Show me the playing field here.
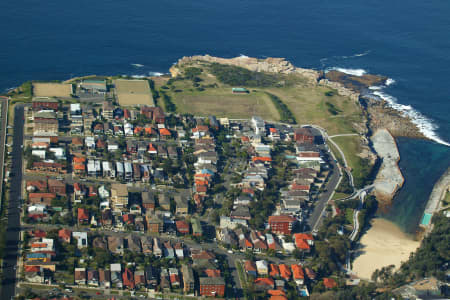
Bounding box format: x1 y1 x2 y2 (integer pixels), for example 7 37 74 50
33 83 74 97
114 79 154 106
173 89 280 120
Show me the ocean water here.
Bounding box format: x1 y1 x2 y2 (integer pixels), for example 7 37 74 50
1 0 449 231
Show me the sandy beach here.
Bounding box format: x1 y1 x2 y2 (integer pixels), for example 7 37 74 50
353 218 419 279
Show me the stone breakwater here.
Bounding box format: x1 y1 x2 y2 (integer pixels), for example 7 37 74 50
422 167 450 228
171 55 360 101
371 129 404 203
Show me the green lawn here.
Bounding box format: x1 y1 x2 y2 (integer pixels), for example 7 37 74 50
345 208 354 225
332 192 352 200
331 135 373 189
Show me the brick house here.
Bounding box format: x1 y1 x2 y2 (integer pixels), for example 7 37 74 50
47 179 66 196
199 277 225 297
268 215 296 235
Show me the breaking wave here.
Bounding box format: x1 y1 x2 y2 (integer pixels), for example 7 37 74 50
370 82 450 147
148 72 165 77
327 67 367 76
131 63 144 68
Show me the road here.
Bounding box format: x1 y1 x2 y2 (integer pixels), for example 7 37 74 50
1 105 24 300
307 156 340 232
0 97 8 204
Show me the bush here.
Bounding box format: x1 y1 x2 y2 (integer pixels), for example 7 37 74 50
209 63 277 87
266 92 297 124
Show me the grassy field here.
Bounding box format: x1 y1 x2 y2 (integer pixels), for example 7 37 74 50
265 84 363 135
156 65 363 135
33 82 73 97
332 135 372 188
115 79 154 106
174 88 279 120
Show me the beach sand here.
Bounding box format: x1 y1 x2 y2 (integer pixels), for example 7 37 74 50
353 218 419 279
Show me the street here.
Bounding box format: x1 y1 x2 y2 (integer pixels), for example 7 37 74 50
1 105 24 300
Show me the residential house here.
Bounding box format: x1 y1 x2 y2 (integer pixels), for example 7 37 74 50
176 220 190 235
126 235 141 253
175 194 188 215
99 269 111 288
244 260 257 277
108 236 124 255
111 183 128 212
191 218 203 236
140 236 153 255
141 191 155 211
181 264 195 293
134 270 146 289
291 264 305 285
199 277 225 297
87 269 99 286
158 193 170 211
77 208 89 225
268 215 296 235
122 268 135 290
75 268 87 285
47 179 66 196
256 260 269 276
58 229 71 243
72 232 88 249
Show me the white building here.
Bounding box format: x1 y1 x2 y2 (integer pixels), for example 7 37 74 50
72 232 88 249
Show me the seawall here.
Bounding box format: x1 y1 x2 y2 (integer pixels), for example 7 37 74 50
420 166 450 230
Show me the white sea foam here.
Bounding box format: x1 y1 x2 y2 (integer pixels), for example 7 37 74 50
368 86 383 91
372 89 450 147
131 75 146 79
385 78 396 86
131 63 144 68
239 54 249 58
353 50 371 57
327 67 367 76
148 72 165 77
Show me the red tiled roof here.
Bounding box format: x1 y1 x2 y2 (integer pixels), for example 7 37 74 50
294 233 314 240
252 156 272 162
291 264 304 280
269 296 288 300
269 264 279 277
268 215 296 223
122 268 135 289
205 269 221 277
244 260 256 272
254 277 274 286
159 128 171 136
25 266 40 272
29 193 56 199
58 229 71 240
196 184 208 193
323 278 337 289
295 238 310 250
268 290 286 296
73 157 86 163
279 264 291 280
77 208 89 221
